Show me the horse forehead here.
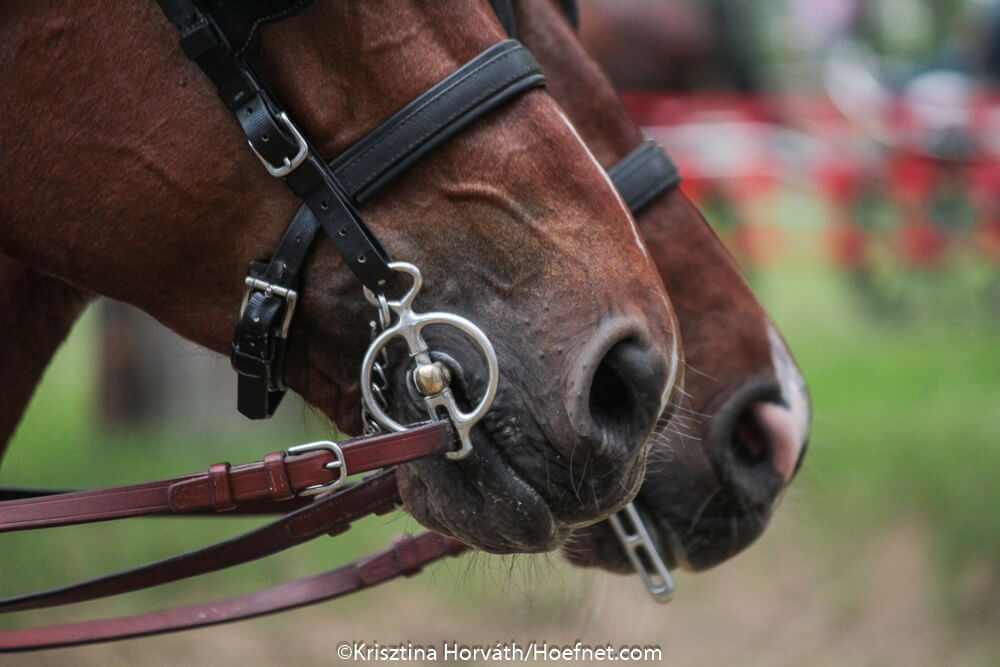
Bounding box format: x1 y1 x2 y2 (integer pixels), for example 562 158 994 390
197 0 317 53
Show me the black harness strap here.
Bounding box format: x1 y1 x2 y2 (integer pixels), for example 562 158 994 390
556 0 580 29
608 141 683 215
195 0 318 57
155 0 547 419
233 41 545 418
328 40 546 205
489 0 520 39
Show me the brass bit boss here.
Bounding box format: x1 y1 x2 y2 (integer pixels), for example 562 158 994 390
414 362 451 396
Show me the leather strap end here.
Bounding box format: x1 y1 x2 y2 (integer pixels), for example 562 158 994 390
444 536 469 557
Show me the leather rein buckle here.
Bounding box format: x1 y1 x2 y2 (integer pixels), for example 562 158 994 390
286 440 347 495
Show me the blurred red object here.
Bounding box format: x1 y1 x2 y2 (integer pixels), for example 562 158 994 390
897 220 949 265
826 221 869 269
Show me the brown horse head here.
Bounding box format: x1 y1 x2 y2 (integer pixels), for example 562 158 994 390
0 1 682 553
509 0 811 571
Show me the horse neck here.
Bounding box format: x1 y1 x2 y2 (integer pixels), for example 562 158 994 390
0 257 91 455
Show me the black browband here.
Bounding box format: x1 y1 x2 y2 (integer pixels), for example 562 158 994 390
155 1 547 419
609 141 682 213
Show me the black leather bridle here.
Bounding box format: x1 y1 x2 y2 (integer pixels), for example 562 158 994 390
0 1 552 649
153 0 549 421
163 0 682 425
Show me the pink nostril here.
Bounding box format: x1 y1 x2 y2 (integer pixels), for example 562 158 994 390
748 401 802 483
713 382 811 509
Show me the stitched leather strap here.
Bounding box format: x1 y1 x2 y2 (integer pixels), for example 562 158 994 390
0 531 466 652
0 422 452 531
328 40 546 205
0 469 401 614
608 141 682 215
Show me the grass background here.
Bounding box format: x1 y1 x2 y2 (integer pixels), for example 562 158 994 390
1 224 998 664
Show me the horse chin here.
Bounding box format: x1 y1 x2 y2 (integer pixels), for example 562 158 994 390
644 502 773 572
396 426 565 553
562 487 773 574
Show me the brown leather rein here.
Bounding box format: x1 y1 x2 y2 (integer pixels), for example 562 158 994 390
0 422 467 651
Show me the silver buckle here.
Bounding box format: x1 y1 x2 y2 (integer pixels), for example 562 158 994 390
239 277 298 339
248 111 309 178
286 441 347 496
609 502 675 602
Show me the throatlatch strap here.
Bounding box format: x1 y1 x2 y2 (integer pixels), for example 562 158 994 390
608 141 683 215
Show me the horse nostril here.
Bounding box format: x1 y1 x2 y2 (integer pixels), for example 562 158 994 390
587 339 668 452
713 382 808 507
746 401 806 483
732 405 770 466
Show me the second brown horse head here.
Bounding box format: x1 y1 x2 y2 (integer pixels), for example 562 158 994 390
510 0 811 572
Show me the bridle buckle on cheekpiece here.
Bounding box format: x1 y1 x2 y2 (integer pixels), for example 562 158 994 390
360 262 499 460
239 277 299 340
248 111 309 177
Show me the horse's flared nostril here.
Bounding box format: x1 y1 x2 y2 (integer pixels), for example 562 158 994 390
586 339 668 453
713 381 809 507
740 402 803 482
